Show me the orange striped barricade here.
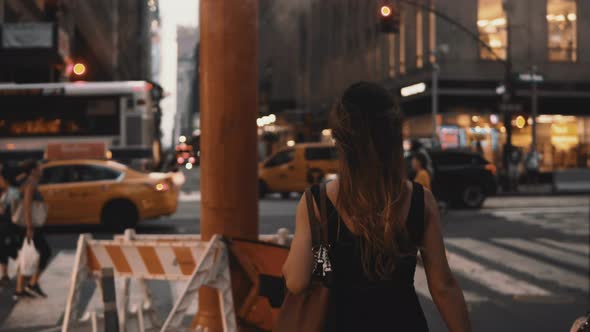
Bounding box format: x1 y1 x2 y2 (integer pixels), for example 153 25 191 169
61 233 237 332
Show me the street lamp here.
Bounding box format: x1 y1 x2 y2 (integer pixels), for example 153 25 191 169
430 44 449 148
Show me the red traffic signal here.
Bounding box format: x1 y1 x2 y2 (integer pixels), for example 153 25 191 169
379 4 400 34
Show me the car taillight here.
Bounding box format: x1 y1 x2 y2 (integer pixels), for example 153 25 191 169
177 157 184 164
154 182 169 192
485 164 497 175
188 157 196 164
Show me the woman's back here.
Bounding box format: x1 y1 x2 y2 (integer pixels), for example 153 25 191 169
309 181 428 331
281 82 471 332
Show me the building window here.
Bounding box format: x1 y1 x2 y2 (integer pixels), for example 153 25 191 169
429 0 436 64
547 0 577 62
477 0 507 60
416 8 424 68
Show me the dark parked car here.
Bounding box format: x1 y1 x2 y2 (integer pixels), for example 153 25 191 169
409 150 497 209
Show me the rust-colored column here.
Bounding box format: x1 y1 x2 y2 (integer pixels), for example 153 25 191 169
193 0 259 330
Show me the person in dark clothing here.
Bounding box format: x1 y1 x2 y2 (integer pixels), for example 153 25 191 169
410 139 434 178
13 160 52 300
283 82 471 331
0 165 20 286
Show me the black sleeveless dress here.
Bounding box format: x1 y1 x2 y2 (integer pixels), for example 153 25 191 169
309 182 429 332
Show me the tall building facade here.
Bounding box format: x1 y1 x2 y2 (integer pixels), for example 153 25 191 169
262 0 589 171
0 0 72 82
175 26 198 139
0 0 153 83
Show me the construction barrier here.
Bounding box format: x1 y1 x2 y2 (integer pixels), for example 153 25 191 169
111 230 292 330
62 230 236 332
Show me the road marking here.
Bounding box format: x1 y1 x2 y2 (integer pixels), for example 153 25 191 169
179 191 201 202
445 250 550 296
2 252 74 328
414 265 488 303
447 238 589 292
537 238 589 256
492 238 589 270
487 208 588 236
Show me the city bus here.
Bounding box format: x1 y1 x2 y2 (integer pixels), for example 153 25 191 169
0 81 163 170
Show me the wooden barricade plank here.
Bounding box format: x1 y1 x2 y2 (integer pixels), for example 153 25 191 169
62 232 236 332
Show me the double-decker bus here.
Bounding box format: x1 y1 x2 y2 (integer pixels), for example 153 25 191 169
0 81 163 170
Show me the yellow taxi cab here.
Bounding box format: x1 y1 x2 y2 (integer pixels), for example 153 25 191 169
38 159 178 229
258 143 339 198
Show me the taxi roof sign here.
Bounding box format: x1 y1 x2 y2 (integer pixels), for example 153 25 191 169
46 142 107 161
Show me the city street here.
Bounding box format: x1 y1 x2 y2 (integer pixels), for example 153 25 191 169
0 0 589 331
0 168 588 332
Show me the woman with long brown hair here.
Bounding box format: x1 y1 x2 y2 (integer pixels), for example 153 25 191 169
283 82 471 331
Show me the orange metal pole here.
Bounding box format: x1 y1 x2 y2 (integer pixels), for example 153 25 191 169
193 0 259 330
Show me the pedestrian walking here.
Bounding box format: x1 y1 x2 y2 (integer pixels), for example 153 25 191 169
281 82 471 331
524 147 540 185
412 153 432 191
410 139 434 179
505 145 522 192
12 160 51 300
0 165 20 287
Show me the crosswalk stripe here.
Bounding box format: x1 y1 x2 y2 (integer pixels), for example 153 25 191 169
414 265 488 303
444 250 550 296
488 209 588 236
179 191 200 202
492 238 588 270
537 238 588 256
447 238 589 292
3 252 74 328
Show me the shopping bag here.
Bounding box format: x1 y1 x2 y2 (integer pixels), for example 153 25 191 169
18 239 40 277
11 200 48 227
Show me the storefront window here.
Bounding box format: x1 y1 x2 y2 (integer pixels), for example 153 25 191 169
477 0 507 60
547 0 577 62
512 115 589 171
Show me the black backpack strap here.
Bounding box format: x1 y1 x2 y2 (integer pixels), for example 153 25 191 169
308 184 330 246
407 182 426 246
304 187 321 247
319 182 329 245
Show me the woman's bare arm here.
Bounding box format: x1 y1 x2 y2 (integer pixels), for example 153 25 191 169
420 189 471 332
282 193 314 294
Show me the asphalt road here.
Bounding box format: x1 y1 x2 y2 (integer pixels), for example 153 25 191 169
0 168 588 332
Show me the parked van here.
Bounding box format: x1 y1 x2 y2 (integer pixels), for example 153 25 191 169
259 143 338 198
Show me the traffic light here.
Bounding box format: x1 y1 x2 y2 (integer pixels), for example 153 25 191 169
379 5 400 34
73 63 86 76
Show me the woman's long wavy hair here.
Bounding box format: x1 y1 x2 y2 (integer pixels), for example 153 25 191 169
330 82 409 280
